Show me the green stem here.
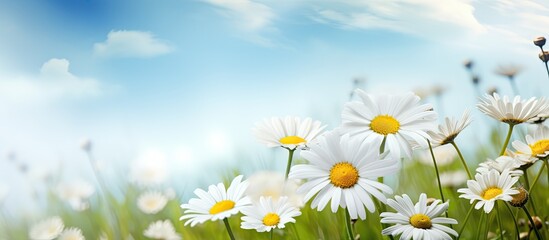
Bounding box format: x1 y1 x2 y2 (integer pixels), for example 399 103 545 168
223 218 236 240
270 229 273 240
380 136 387 154
522 207 542 240
85 152 121 238
509 77 519 96
284 149 295 180
544 61 549 82
500 124 515 156
345 209 354 240
291 224 301 240
457 204 475 239
377 136 394 240
529 161 545 193
483 212 491 240
545 160 549 192
523 173 539 216
475 213 485 240
496 202 504 239
428 140 448 218
504 203 520 240
451 141 473 179
523 170 531 190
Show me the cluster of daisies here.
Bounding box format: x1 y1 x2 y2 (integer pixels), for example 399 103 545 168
26 148 182 240
180 90 549 239
27 90 549 240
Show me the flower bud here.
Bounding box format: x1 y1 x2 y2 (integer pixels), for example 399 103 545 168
80 138 92 152
464 60 473 70
472 75 480 85
534 37 546 47
539 51 549 63
519 232 529 240
528 216 543 230
510 186 529 207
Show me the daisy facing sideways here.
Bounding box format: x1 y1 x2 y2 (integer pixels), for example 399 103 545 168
381 193 458 240
180 175 251 227
512 125 549 161
29 216 64 240
457 169 519 213
477 93 549 125
144 220 181 240
58 227 85 240
241 196 301 232
427 109 472 147
341 89 437 159
253 116 326 150
289 131 399 220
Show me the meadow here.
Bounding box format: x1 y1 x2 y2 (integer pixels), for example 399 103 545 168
1 37 549 240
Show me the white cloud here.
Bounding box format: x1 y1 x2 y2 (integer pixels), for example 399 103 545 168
204 0 279 46
0 58 101 104
311 0 485 39
93 30 173 58
205 0 275 31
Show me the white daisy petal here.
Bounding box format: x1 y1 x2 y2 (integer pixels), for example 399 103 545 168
253 116 326 150
381 193 457 240
458 169 519 214
342 90 438 160
289 131 399 220
180 175 252 226
477 93 549 124
240 196 301 232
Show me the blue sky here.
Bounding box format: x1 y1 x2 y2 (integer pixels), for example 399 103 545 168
0 0 548 211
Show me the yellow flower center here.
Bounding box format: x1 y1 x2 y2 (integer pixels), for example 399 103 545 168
410 214 432 229
329 162 359 188
370 115 400 135
482 187 503 200
209 200 235 214
530 139 549 156
263 213 280 226
279 136 307 145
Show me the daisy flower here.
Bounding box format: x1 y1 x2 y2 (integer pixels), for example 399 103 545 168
289 131 399 220
477 93 549 125
29 216 64 240
381 193 458 240
130 150 168 187
341 90 437 159
253 116 326 150
246 171 304 208
476 156 523 177
416 144 457 167
512 125 549 160
58 227 85 240
56 180 95 211
180 175 251 227
144 220 181 240
241 196 301 232
427 109 472 147
458 169 519 213
137 190 168 214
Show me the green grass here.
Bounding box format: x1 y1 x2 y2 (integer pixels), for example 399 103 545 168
2 125 549 240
